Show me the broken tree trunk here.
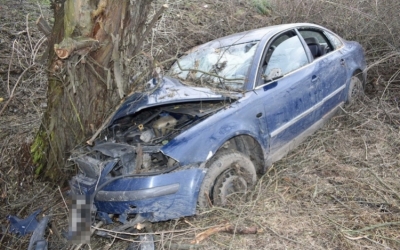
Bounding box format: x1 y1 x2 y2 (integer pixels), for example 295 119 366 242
31 0 153 180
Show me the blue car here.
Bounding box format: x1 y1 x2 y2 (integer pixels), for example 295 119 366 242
70 23 366 229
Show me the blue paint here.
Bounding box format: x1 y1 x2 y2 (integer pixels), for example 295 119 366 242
110 77 231 125
70 169 205 222
70 23 366 227
263 82 278 91
7 209 41 236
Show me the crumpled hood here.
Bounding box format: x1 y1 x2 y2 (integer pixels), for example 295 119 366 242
110 76 237 125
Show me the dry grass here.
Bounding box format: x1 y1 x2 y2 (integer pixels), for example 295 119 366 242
1 0 400 249
138 95 399 250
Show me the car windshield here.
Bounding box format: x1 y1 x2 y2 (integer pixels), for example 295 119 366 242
168 41 259 91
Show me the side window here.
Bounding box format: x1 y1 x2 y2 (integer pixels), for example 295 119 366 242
261 32 308 84
299 29 337 59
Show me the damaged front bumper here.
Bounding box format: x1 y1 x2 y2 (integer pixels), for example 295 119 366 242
69 159 205 222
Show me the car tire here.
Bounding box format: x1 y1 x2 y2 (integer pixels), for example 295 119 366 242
346 75 364 105
198 150 257 208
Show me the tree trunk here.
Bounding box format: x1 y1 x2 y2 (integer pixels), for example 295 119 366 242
31 0 152 180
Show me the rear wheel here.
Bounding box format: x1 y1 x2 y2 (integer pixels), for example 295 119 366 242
198 150 257 207
347 75 364 105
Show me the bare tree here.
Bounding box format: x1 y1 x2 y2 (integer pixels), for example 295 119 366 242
31 0 155 180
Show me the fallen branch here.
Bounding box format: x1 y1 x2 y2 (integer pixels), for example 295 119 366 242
191 223 258 244
342 234 369 240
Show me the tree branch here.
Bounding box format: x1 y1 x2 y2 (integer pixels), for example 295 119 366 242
36 15 51 38
54 37 99 59
134 4 168 55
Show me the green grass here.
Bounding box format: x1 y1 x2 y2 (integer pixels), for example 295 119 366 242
252 0 272 15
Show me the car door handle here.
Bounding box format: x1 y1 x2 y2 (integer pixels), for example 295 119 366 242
256 112 263 118
311 75 319 82
340 59 345 65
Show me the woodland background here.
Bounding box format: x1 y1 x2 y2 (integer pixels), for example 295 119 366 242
0 0 399 249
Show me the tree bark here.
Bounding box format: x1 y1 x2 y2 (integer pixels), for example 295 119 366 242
31 0 152 180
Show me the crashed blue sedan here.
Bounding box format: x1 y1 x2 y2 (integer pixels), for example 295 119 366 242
70 23 366 228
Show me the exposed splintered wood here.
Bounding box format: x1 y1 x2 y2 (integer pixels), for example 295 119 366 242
91 0 107 20
54 37 99 59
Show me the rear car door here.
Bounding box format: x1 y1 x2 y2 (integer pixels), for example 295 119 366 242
298 28 348 114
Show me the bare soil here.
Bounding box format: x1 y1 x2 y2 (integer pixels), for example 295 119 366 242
1 1 399 250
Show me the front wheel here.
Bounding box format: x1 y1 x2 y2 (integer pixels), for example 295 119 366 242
198 150 257 208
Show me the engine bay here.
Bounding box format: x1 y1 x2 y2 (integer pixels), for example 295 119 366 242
72 101 231 178
106 101 229 145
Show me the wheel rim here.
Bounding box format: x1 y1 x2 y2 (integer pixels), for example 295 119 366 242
212 163 254 206
198 150 257 208
348 76 363 103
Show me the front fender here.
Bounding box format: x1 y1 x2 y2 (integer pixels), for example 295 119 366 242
161 97 268 165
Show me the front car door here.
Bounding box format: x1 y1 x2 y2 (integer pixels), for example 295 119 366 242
256 27 350 165
255 29 319 162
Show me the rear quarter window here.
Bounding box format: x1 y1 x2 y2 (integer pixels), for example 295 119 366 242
324 31 343 50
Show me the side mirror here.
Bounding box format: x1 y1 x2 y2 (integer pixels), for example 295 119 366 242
263 68 282 82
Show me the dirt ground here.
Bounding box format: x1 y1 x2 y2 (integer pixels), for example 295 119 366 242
0 1 399 250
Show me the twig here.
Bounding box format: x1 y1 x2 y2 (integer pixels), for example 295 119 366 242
162 243 204 249
342 234 369 240
339 106 358 120
86 109 114 145
17 186 49 216
26 14 33 59
322 215 353 231
72 220 104 250
134 4 169 55
175 59 245 82
342 221 400 234
380 67 400 102
0 223 9 244
361 135 368 160
367 168 400 200
92 226 195 236
3 184 48 213
31 35 47 64
58 186 68 212
330 195 355 212
7 40 17 95
0 64 35 116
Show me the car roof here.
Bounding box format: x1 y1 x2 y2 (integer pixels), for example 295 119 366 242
198 23 323 48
